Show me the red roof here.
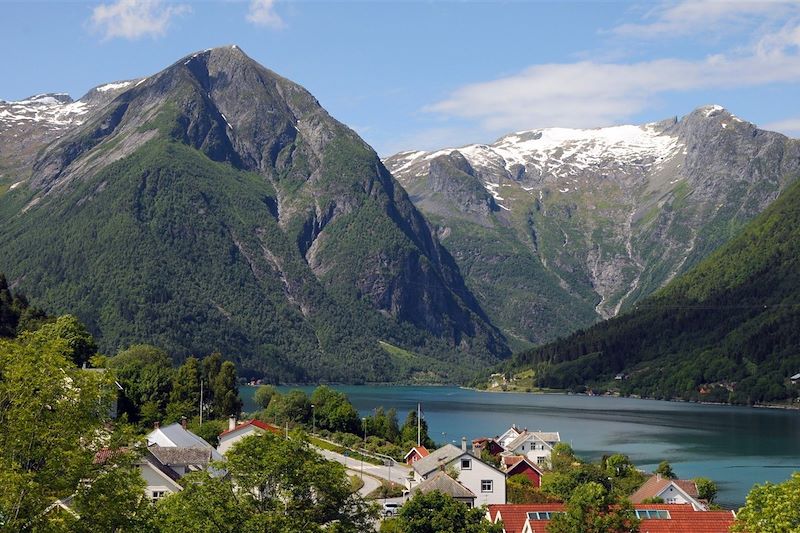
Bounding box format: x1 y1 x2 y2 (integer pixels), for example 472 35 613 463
93 447 128 464
404 446 430 460
503 455 544 476
487 503 735 533
218 419 282 438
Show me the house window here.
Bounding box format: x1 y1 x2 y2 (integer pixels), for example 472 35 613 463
151 490 167 503
461 458 472 470
537 456 546 464
481 480 493 492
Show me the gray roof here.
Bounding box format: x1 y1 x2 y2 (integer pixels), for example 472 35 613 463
149 445 212 466
412 471 475 499
147 423 224 461
504 430 560 452
140 449 182 482
412 444 466 476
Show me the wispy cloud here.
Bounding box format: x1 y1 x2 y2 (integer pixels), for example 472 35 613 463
610 0 799 38
247 0 284 29
762 117 800 137
90 0 190 40
424 3 800 136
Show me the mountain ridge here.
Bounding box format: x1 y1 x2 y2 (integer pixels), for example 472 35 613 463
385 107 800 348
0 46 508 382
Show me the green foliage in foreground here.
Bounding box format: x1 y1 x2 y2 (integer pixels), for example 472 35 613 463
548 482 639 533
158 432 378 532
506 175 800 404
732 472 800 533
380 490 502 533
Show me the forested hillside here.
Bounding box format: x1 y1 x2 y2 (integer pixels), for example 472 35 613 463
503 174 800 404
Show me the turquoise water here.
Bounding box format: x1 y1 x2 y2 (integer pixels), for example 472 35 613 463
241 385 799 508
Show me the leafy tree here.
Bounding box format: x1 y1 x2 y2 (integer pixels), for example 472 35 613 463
400 410 435 448
694 477 718 504
549 442 579 472
0 324 115 530
548 482 639 533
213 361 242 418
732 472 800 533
253 384 277 410
264 389 311 425
310 385 360 434
167 356 201 421
654 460 677 479
107 344 173 425
71 451 157 533
156 471 249 533
201 352 222 406
385 490 503 533
507 474 558 504
541 463 610 501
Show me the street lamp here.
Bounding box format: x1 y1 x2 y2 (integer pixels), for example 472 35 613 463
311 404 315 434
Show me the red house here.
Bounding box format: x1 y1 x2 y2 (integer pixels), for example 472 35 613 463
502 455 543 487
404 445 430 465
473 437 505 456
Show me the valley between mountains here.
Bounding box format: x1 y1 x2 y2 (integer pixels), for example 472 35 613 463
1 46 799 396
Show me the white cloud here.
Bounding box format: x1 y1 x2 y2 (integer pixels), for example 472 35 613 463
91 0 189 40
426 44 800 133
611 0 800 38
247 0 284 29
762 117 800 137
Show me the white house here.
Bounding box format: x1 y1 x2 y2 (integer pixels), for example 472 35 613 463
409 439 506 506
137 448 184 503
496 425 524 449
217 418 282 455
502 430 560 467
629 476 708 511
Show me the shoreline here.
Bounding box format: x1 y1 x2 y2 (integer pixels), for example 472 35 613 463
466 385 800 411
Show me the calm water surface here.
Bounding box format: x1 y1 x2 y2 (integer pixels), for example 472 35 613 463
242 385 799 508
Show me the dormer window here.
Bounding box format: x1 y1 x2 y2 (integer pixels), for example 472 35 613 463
461 458 472 470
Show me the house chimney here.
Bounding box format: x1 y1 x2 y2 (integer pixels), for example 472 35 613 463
228 416 237 431
461 436 467 452
154 421 160 429
181 416 187 430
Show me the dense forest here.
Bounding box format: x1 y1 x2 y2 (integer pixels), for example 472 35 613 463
501 175 800 405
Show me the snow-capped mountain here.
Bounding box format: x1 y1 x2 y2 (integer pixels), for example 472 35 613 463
385 107 800 348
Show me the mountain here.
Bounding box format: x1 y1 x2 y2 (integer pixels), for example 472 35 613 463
0 46 508 382
500 175 800 405
385 108 800 349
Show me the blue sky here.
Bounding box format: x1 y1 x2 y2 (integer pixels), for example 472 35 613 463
1 0 799 155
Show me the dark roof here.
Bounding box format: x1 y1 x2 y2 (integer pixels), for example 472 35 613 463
411 471 475 499
148 445 212 466
140 448 182 482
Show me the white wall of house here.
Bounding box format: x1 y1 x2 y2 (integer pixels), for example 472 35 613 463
139 462 181 503
657 484 705 510
450 454 506 506
218 426 261 455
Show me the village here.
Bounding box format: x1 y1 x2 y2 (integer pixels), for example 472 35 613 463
51 409 738 533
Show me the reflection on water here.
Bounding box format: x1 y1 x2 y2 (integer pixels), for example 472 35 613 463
242 385 799 507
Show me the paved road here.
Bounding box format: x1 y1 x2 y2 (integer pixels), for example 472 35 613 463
316 448 411 487
347 468 381 497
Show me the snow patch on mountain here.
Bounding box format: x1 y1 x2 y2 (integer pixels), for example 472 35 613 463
0 93 90 129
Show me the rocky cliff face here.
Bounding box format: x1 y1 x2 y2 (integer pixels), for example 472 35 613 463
385 107 800 348
0 46 507 381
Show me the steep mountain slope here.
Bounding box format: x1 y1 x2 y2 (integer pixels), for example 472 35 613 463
0 46 507 382
385 109 800 348
502 175 800 404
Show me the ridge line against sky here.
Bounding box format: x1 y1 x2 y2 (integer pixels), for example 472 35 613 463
0 0 798 155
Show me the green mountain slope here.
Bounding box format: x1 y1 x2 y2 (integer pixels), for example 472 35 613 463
504 174 800 404
0 47 507 382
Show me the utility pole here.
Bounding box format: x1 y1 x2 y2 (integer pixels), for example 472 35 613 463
361 417 367 480
199 380 203 425
311 404 315 434
417 403 421 447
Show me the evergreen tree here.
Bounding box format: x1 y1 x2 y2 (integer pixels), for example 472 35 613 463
400 410 434 448
213 361 242 417
202 352 223 407
168 356 202 420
